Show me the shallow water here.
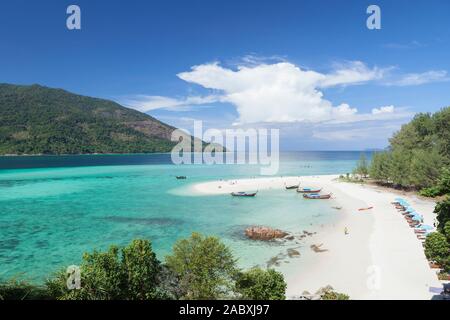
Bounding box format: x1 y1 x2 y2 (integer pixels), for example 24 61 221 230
0 152 370 281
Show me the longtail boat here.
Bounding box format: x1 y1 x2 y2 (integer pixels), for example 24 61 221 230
176 176 187 180
231 191 257 197
303 193 332 200
285 184 300 190
297 187 322 193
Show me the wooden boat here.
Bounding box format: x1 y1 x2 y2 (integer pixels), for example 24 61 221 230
176 176 187 180
358 206 373 211
303 193 332 200
285 184 300 190
297 187 322 193
231 191 257 197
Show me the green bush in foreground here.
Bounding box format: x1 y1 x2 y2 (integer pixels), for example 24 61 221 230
166 232 237 300
47 239 170 300
2 235 292 300
0 279 52 300
235 268 286 300
424 232 450 269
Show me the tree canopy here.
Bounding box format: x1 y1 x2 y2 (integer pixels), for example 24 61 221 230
369 107 450 192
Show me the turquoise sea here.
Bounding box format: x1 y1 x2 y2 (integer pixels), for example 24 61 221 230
0 152 370 282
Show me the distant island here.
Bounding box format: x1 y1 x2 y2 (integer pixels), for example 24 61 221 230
0 84 179 155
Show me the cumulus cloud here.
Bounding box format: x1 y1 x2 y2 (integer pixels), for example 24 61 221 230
386 70 449 86
123 60 425 126
177 61 387 124
372 105 395 115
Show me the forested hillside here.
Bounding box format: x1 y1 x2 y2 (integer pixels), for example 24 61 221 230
0 84 178 154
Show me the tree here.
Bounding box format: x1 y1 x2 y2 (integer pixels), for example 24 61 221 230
369 152 391 182
368 107 450 190
353 153 369 178
47 239 167 300
424 232 449 266
409 150 443 188
444 221 450 243
435 197 450 232
437 167 450 194
120 239 163 300
235 268 286 300
165 232 237 300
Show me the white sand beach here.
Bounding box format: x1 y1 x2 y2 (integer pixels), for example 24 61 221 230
191 175 442 300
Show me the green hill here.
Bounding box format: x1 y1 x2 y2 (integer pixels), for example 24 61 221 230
0 84 179 155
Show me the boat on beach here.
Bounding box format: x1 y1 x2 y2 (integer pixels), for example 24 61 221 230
303 193 332 199
297 187 322 193
231 191 258 197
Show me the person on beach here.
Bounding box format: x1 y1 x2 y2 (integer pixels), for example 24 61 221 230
344 227 349 235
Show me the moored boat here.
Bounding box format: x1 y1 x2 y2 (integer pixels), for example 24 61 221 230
176 176 187 180
303 193 332 199
231 191 257 197
297 187 322 193
285 184 300 190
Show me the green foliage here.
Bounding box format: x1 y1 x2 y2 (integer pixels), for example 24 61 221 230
369 107 450 190
424 232 450 267
165 232 237 300
435 197 450 232
0 84 177 155
419 186 442 197
444 221 450 242
1 235 287 301
0 279 53 300
235 268 286 300
353 153 369 177
47 239 169 300
318 286 350 300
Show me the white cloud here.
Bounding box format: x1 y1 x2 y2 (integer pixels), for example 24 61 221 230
176 61 387 124
122 94 220 112
386 70 449 86
320 61 385 87
372 105 395 115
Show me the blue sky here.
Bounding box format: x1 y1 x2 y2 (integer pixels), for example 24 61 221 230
1 0 450 150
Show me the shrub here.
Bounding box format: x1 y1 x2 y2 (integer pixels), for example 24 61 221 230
424 232 449 267
317 286 350 300
435 197 450 232
166 232 237 300
420 186 442 198
0 279 53 300
235 268 286 300
444 221 450 242
47 239 168 300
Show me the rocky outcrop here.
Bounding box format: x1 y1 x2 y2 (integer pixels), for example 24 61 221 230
245 226 288 241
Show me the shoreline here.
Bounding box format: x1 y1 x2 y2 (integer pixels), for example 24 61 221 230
189 174 441 299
